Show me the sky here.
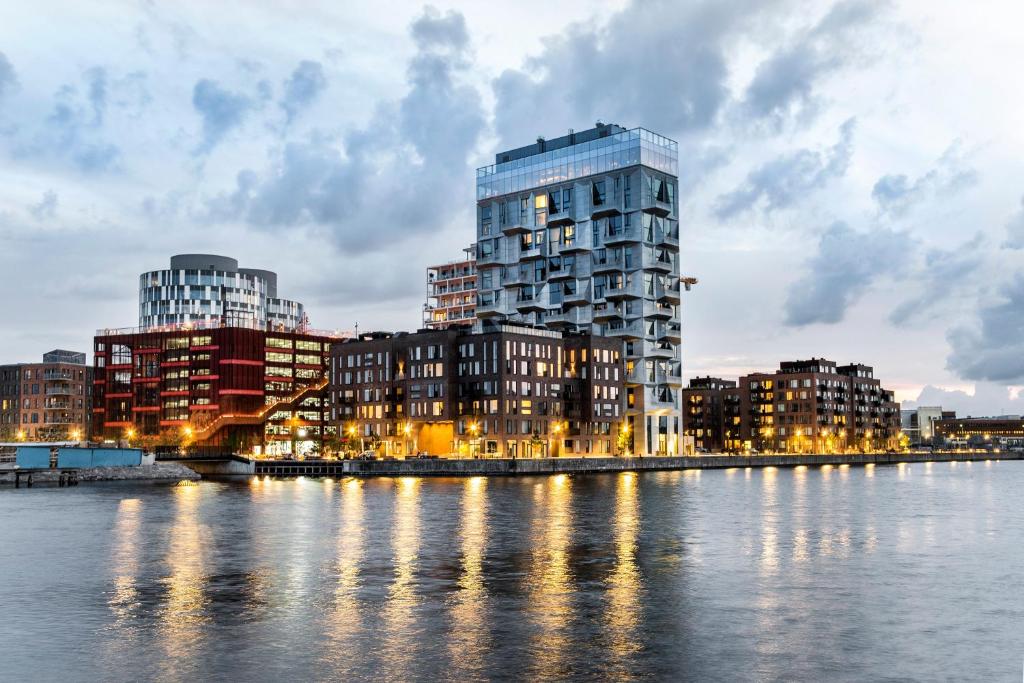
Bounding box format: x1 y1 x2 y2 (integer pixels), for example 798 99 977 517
1 0 1023 416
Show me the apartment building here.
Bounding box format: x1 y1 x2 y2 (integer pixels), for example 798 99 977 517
329 322 625 458
92 322 346 455
10 350 93 441
934 417 1024 448
475 123 686 455
682 358 902 453
423 245 477 329
681 376 736 452
137 253 305 330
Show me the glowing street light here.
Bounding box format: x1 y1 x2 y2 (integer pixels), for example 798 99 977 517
70 428 81 442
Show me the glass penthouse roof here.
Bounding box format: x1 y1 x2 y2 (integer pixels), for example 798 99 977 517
476 127 678 201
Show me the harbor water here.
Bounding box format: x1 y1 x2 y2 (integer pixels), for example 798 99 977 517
0 461 1021 681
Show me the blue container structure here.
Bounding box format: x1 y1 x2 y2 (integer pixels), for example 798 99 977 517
15 447 143 469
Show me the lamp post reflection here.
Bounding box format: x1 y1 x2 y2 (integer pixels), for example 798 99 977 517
322 478 365 675
604 472 642 672
380 478 421 679
159 484 209 676
526 473 574 680
448 477 490 678
104 497 142 665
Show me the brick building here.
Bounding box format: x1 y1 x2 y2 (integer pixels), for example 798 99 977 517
681 376 736 452
683 358 902 453
92 322 347 456
1 350 93 441
329 322 626 458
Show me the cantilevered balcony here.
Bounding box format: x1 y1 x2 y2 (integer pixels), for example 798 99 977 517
476 249 502 267
656 280 681 304
519 245 545 261
515 293 545 313
548 263 576 281
644 300 674 319
547 210 575 228
501 269 530 287
592 253 627 275
605 226 642 246
606 279 643 301
559 234 592 253
541 308 581 329
501 221 530 235
562 284 591 307
646 253 676 274
642 197 673 218
591 193 624 219
476 294 505 318
648 388 677 411
605 319 644 340
657 322 682 344
592 305 622 323
645 342 676 359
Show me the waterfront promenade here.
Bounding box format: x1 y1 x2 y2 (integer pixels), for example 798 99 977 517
248 450 1018 477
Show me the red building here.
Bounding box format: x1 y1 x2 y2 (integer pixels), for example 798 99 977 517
92 321 348 456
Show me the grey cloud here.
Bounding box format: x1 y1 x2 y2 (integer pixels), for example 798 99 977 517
872 142 978 217
410 6 469 52
191 79 252 154
743 0 887 128
1001 195 1024 249
715 117 855 219
492 0 780 148
905 383 1024 419
204 7 485 255
0 51 16 99
947 274 1024 383
29 190 58 221
888 232 985 326
281 61 327 124
784 220 911 326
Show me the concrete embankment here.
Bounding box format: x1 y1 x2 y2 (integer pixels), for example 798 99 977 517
252 450 1021 478
0 462 201 485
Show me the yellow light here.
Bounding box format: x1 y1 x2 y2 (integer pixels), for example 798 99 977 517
469 422 479 435
403 423 412 435
553 422 562 434
70 429 81 441
348 425 357 437
126 428 136 440
183 426 193 438
16 429 25 441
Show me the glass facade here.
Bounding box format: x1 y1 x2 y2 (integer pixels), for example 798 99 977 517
477 128 678 200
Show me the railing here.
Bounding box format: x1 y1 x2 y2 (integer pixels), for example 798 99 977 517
188 376 329 442
96 319 353 339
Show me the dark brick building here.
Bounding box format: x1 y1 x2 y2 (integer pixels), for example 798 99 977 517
681 376 736 452
329 322 626 458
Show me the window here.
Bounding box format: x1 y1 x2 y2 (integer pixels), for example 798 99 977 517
593 180 606 206
111 344 131 365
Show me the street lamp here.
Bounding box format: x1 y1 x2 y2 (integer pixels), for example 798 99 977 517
70 428 81 442
550 421 563 458
126 427 135 446
469 421 479 458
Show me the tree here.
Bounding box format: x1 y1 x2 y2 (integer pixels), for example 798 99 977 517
530 429 545 457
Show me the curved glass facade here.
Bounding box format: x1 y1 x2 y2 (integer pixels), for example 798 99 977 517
139 255 305 330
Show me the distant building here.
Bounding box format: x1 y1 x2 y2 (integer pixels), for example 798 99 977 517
901 406 951 444
681 377 737 452
137 253 306 331
329 322 625 458
423 245 477 329
3 351 93 441
683 358 901 453
934 417 1024 448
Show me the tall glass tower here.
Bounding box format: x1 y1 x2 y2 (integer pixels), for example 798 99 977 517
475 123 683 455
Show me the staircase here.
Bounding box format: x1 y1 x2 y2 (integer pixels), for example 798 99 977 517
188 377 328 443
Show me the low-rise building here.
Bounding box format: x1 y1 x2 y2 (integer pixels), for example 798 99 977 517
329 321 625 458
683 358 902 453
934 417 1024 449
92 322 347 456
8 350 93 441
681 377 736 452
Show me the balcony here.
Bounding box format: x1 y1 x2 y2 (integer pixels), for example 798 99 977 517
592 254 628 274
605 319 644 340
501 270 530 287
476 249 502 267
592 305 622 322
644 300 674 319
541 309 580 329
657 322 682 344
648 389 676 411
657 280 681 304
519 245 545 261
605 226 641 246
501 221 530 235
562 285 591 307
591 193 623 219
475 296 504 318
645 342 676 359
606 279 643 301
559 235 592 253
547 210 575 228
548 263 576 281
626 365 650 385
658 228 680 248
646 253 676 274
515 294 545 313
45 385 74 396
642 197 673 218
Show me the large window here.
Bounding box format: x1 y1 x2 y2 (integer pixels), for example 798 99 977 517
111 344 131 365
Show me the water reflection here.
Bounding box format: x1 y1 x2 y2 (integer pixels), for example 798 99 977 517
324 478 365 667
527 474 574 679
448 477 490 679
109 498 141 622
604 472 642 677
159 485 209 678
380 477 421 679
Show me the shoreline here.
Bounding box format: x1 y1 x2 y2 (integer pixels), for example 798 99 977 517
0 462 201 485
248 450 1020 478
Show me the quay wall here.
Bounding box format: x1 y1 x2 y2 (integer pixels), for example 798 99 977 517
251 451 1022 478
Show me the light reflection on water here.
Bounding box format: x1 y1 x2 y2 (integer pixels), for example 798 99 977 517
1 464 1023 681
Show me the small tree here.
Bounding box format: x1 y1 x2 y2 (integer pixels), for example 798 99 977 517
530 429 545 458
616 427 633 456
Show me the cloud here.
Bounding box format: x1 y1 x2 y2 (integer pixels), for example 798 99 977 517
29 190 58 221
872 142 978 217
783 220 911 326
1001 195 1024 249
742 0 888 128
491 0 784 148
714 117 855 219
904 383 1024 419
204 7 485 255
947 274 1024 383
280 60 327 124
191 78 253 153
0 51 16 100
888 232 985 326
